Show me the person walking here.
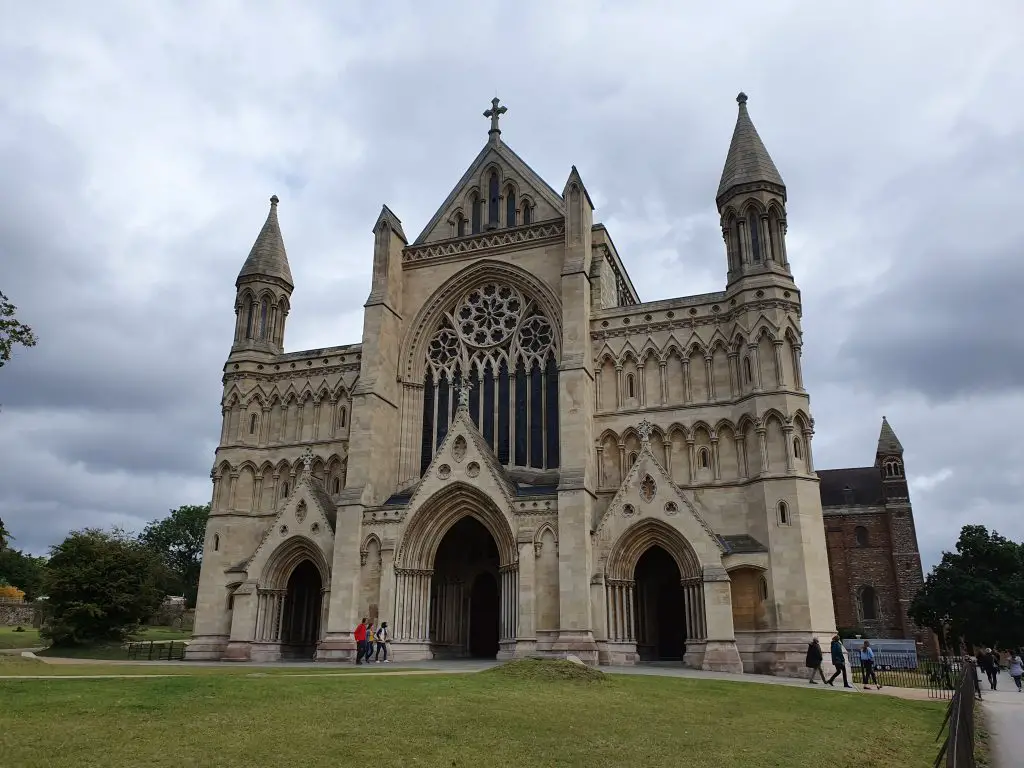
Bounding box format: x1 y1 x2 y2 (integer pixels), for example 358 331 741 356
988 648 1001 690
375 621 391 663
354 617 368 664
1009 651 1023 692
826 634 853 688
861 640 882 690
806 637 827 684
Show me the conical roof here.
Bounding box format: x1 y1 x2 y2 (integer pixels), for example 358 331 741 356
237 195 293 288
876 416 904 455
717 93 785 203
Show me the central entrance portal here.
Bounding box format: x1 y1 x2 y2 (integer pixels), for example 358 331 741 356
430 516 500 658
634 546 686 661
279 559 323 659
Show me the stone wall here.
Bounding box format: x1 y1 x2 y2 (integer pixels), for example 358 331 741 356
0 599 38 627
823 508 907 638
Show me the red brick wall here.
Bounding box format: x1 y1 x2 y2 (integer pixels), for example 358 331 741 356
823 508 907 639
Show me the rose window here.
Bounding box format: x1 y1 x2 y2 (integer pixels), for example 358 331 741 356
455 283 523 348
517 314 553 355
428 327 460 366
422 280 560 476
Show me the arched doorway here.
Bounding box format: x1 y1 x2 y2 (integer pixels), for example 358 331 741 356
430 516 500 658
279 559 323 659
634 546 686 661
469 572 500 658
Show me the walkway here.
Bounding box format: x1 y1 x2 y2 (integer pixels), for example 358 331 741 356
981 669 1024 768
6 654 871 693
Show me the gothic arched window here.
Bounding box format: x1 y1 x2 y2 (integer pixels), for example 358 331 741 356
698 448 710 469
626 374 636 398
456 213 466 237
855 525 869 548
506 186 516 226
213 533 220 552
470 192 481 234
793 437 802 459
748 209 762 263
522 201 533 225
332 477 340 494
259 299 269 339
488 172 500 227
245 299 256 339
337 406 347 429
249 413 258 435
778 501 789 525
628 451 638 469
859 585 879 621
420 282 559 475
743 356 753 384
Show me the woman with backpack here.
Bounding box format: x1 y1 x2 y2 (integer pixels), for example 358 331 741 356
375 621 391 663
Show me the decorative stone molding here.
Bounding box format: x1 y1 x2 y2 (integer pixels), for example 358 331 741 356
403 221 566 265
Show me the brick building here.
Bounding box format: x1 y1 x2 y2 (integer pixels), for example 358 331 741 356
819 418 926 641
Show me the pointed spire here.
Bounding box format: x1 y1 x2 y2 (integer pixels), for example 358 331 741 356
562 165 595 209
717 93 785 204
237 195 293 288
373 204 408 243
877 416 904 455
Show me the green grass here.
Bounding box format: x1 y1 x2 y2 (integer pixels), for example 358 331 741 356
0 660 945 768
35 626 194 659
0 655 414 677
0 625 43 649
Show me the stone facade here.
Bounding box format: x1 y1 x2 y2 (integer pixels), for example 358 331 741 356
820 418 928 641
188 94 839 676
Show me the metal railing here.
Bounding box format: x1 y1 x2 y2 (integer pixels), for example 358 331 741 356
845 650 962 700
125 640 186 661
933 659 980 768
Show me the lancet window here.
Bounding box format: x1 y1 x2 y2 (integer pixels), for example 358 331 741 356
420 282 560 474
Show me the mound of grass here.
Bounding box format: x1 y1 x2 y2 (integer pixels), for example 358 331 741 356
482 657 606 683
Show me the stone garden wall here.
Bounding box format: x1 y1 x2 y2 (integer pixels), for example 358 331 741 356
0 599 39 627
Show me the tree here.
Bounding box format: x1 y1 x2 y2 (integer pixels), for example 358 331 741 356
139 504 209 607
0 290 37 368
0 548 47 601
909 525 1024 651
0 517 9 551
41 528 168 646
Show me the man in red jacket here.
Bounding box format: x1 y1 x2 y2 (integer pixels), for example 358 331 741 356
354 618 367 665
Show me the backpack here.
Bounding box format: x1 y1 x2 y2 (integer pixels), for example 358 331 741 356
377 626 389 643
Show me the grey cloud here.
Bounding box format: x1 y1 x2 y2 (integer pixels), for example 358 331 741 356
0 2 1021 574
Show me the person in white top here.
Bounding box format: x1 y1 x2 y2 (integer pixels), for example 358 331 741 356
1009 652 1023 692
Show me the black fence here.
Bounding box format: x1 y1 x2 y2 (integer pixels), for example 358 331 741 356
844 651 963 700
125 640 187 661
933 659 980 768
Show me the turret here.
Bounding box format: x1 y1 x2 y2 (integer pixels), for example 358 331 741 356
231 195 293 355
716 93 791 287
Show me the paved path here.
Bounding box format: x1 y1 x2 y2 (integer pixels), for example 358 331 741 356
4 655 873 694
981 669 1024 768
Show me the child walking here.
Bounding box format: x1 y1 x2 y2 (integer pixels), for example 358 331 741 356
1010 652 1023 692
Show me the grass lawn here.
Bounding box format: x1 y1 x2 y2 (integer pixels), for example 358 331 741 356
0 660 945 768
0 625 43 649
35 626 194 660
0 656 413 677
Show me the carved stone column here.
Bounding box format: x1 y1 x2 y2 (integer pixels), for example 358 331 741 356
637 363 646 407
596 446 605 487
312 399 323 441
756 426 768 474
618 442 626 481
615 365 624 409
748 343 762 391
727 352 738 398
783 424 796 473
736 435 748 478
658 360 667 405
682 359 692 403
594 368 602 410
710 437 721 481
773 340 786 388
686 438 696 480
704 355 714 401
804 425 816 472
792 344 804 390
662 439 672 476
260 406 271 445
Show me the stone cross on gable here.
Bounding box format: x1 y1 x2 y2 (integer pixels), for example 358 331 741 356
453 381 471 411
300 446 314 474
637 419 654 447
484 97 507 134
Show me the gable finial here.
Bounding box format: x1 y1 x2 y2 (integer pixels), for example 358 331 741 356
483 97 507 140
300 446 314 474
637 419 653 447
452 380 471 412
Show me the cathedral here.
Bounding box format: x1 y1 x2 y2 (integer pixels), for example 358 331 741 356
188 93 846 675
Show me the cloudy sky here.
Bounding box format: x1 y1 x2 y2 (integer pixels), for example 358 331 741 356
0 1 1020 573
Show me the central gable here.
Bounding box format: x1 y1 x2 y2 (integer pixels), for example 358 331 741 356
414 140 566 245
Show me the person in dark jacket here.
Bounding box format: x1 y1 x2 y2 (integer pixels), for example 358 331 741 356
806 637 827 684
826 634 853 688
